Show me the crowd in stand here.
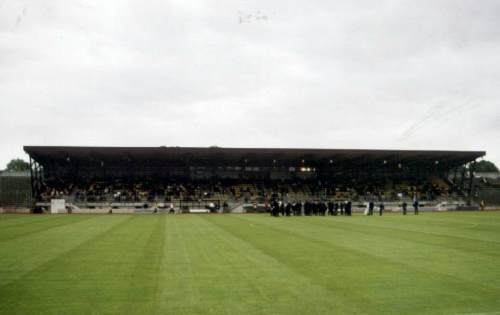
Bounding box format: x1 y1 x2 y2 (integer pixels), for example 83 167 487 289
37 178 452 207
39 181 225 203
36 176 433 215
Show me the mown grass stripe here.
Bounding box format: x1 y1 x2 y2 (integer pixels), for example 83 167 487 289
0 215 132 289
0 215 96 243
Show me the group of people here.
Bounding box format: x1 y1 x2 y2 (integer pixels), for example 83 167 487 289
268 199 421 216
269 200 353 217
363 200 421 216
402 200 420 215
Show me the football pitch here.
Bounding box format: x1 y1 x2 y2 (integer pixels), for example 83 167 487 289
1 212 500 315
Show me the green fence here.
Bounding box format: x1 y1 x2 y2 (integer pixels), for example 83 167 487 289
0 172 32 208
477 188 500 205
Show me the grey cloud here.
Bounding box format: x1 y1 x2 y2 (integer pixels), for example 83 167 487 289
1 0 499 167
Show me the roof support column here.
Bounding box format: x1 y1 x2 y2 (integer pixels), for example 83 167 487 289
460 166 466 191
467 161 476 206
29 156 35 209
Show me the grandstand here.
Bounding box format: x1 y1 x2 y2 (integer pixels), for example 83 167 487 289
22 146 485 213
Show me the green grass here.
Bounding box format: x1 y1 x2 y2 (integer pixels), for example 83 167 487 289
1 212 500 315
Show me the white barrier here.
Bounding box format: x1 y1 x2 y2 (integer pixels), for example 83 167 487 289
189 209 210 213
50 199 66 214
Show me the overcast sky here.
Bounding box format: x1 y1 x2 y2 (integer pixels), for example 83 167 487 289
1 0 499 169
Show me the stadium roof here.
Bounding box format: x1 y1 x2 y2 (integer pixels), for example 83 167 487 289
24 146 485 169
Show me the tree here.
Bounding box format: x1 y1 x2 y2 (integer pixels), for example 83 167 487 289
473 160 499 172
6 158 30 172
456 159 499 174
